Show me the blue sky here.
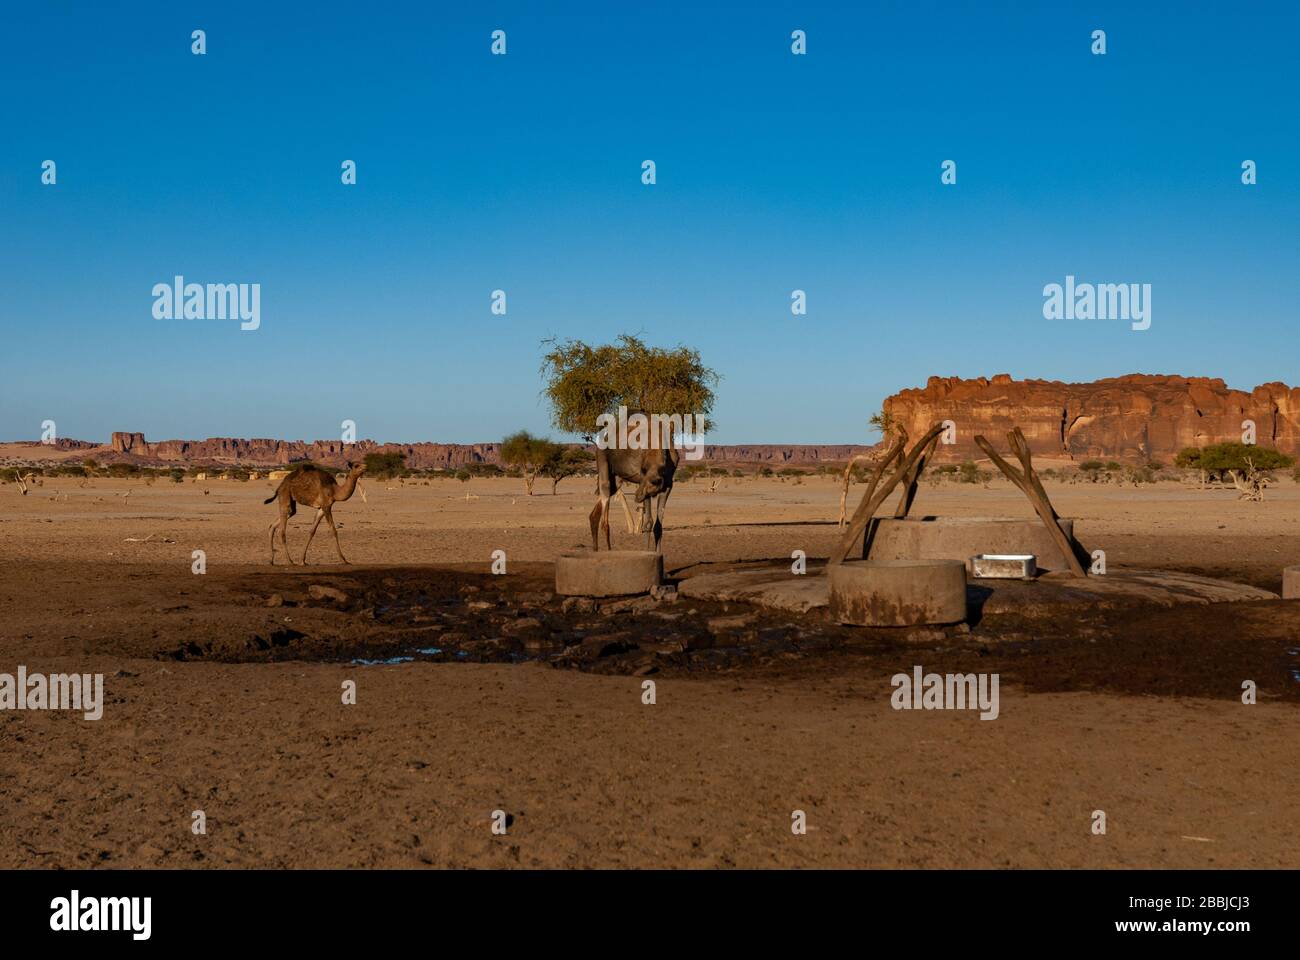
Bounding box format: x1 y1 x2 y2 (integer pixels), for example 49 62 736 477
2 1 1296 445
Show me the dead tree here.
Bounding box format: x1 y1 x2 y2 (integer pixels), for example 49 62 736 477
1227 457 1269 501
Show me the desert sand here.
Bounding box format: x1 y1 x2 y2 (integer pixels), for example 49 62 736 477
2 473 1298 868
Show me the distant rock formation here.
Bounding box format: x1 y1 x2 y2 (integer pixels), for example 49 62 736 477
87 434 871 468
884 374 1300 462
107 433 501 469
37 373 1295 467
695 444 872 465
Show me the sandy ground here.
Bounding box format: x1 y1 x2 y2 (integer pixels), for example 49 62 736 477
2 473 1299 868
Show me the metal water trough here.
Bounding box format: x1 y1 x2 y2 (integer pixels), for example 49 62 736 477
971 554 1037 580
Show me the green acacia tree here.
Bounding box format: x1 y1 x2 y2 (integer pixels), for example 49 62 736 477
500 431 557 495
363 451 407 479
540 445 595 494
869 409 899 443
1176 442 1293 499
539 335 719 440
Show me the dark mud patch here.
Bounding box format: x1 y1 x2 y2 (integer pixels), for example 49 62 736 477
154 562 1300 702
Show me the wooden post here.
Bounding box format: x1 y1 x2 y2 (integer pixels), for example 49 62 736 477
830 429 907 564
973 429 1087 578
831 423 945 565
838 454 880 528
894 433 941 519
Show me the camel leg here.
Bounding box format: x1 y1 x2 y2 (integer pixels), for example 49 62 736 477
589 498 604 551
617 489 638 533
302 508 325 565
326 506 349 564
269 497 286 565
274 498 296 566
652 489 669 553
600 497 612 550
641 497 653 551
279 517 294 565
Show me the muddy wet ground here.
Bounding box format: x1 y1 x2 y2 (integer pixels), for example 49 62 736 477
133 560 1300 703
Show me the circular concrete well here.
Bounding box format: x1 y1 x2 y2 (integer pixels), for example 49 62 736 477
829 559 967 627
866 516 1076 573
555 550 663 597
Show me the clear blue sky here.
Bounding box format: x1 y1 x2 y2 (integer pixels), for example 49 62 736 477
2 1 1297 445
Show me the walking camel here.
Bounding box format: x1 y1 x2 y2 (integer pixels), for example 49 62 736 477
265 462 366 564
590 446 679 553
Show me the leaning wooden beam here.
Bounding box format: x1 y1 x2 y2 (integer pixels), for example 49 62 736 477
973 430 1087 578
831 430 907 561
838 437 905 529
1006 427 1093 572
831 423 945 565
851 442 904 556
894 433 941 519
837 454 878 529
847 435 905 529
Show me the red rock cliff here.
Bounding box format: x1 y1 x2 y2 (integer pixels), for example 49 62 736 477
883 374 1300 462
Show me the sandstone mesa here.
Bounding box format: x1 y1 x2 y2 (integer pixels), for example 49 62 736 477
885 373 1300 461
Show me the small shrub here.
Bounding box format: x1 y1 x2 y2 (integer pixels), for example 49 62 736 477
364 451 407 479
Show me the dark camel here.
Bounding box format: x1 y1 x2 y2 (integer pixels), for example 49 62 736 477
590 446 679 553
265 462 366 564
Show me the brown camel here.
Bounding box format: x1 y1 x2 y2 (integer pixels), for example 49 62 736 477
264 462 366 565
590 446 679 553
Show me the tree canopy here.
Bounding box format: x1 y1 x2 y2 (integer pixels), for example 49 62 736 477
540 445 595 494
1176 442 1293 476
539 335 718 438
500 430 557 494
363 451 407 478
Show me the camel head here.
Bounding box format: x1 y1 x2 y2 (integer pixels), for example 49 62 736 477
335 461 368 504
634 449 676 503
